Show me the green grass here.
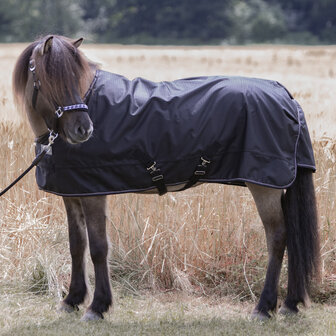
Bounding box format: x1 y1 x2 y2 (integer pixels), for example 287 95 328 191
1 289 336 336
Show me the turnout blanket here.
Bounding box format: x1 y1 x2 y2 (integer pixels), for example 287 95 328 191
35 70 315 196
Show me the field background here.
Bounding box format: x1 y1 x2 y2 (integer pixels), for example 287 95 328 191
1 44 336 334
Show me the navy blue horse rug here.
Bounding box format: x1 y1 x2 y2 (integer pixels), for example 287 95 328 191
35 70 315 196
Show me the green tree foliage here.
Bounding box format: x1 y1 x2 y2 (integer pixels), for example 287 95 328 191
271 0 336 42
231 0 288 43
80 0 234 44
0 0 335 44
0 1 21 42
0 0 84 42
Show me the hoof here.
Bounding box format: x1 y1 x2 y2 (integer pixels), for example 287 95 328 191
279 304 299 316
81 309 104 321
57 301 78 313
250 309 272 321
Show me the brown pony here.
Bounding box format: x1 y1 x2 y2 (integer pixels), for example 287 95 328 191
12 35 320 321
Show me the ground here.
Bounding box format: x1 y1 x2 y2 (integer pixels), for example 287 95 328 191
0 290 336 336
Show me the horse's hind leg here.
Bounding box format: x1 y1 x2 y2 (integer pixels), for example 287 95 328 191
80 196 112 321
246 183 286 320
59 197 88 312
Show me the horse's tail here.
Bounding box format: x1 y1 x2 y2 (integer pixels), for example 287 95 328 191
282 167 320 309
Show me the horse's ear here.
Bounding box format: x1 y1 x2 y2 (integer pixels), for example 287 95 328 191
41 36 53 55
73 38 84 48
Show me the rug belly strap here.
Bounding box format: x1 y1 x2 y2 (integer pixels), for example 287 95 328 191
179 156 211 191
146 161 168 195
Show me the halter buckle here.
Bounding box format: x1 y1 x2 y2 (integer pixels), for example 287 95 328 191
33 80 41 89
55 106 64 118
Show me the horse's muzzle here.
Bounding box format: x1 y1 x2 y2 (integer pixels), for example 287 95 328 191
65 118 93 144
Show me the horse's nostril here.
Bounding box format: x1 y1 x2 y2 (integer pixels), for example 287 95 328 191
75 124 93 141
77 125 86 136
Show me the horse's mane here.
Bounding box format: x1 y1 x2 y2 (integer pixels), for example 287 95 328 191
12 35 97 115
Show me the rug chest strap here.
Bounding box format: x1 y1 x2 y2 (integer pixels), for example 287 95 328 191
146 162 167 195
180 156 211 191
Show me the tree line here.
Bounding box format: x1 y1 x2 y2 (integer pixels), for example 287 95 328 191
0 0 335 44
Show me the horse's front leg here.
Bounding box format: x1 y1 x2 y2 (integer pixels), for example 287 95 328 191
247 183 286 320
80 195 112 321
59 197 88 312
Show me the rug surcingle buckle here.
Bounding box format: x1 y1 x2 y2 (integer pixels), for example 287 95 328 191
147 161 164 181
146 161 167 195
152 174 164 182
194 156 211 175
147 161 159 173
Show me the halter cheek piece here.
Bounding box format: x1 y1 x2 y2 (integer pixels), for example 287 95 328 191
28 59 89 143
29 59 40 109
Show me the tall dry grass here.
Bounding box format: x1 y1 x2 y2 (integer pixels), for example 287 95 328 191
1 43 336 302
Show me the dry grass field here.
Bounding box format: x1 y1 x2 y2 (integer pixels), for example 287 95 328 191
1 43 336 334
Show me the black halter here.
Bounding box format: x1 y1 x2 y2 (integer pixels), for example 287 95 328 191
28 59 89 135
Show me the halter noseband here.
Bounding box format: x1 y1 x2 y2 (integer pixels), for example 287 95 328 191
29 59 89 138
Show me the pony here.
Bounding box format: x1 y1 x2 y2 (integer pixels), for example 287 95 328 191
12 35 320 321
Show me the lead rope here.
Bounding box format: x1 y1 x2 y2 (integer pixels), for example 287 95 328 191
0 131 58 197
